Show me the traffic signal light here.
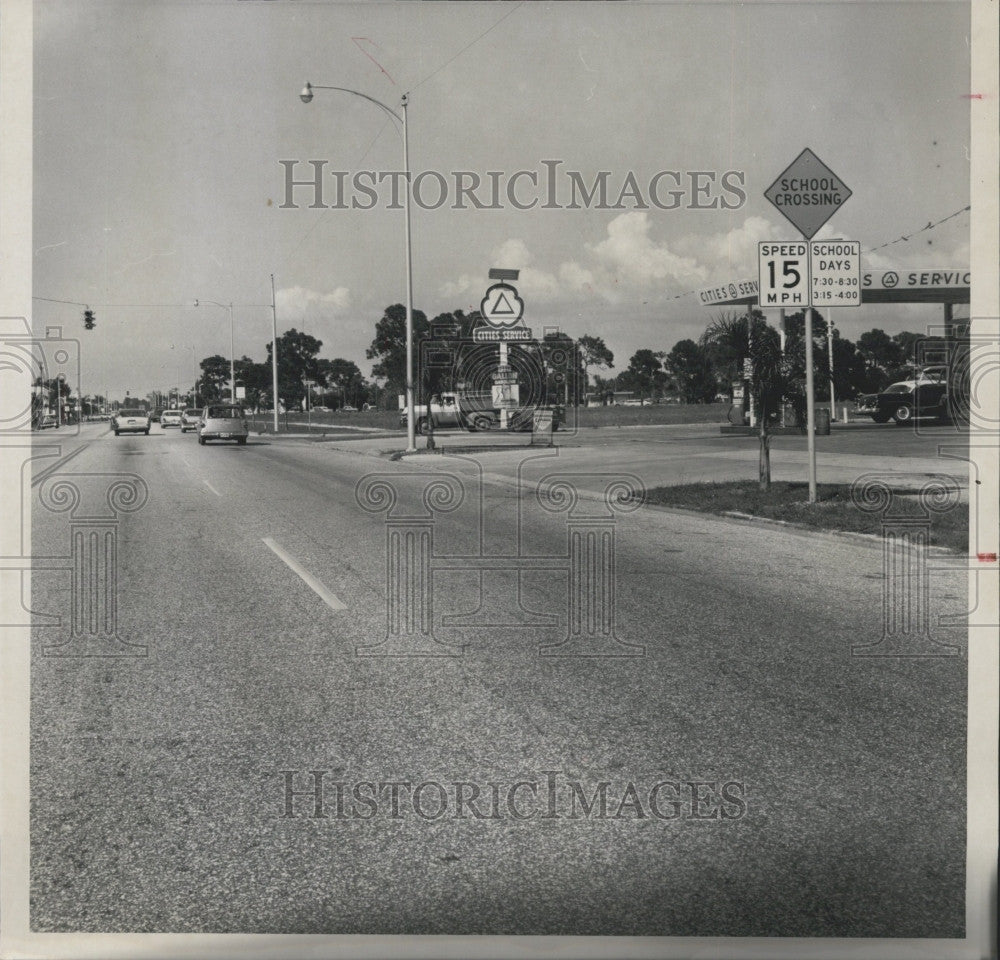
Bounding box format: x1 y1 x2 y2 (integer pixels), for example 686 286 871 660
83 308 96 330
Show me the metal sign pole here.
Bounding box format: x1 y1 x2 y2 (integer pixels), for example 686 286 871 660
827 310 836 421
805 307 817 502
778 308 787 426
499 340 509 430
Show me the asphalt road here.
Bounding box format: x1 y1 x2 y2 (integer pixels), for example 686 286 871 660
29 422 968 935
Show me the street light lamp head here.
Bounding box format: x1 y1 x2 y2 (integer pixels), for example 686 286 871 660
299 82 314 104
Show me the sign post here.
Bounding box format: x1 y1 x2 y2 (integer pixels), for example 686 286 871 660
764 149 853 503
480 274 527 430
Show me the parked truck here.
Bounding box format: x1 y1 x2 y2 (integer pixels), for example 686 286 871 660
399 391 562 435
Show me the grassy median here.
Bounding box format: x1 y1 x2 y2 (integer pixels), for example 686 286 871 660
644 481 968 552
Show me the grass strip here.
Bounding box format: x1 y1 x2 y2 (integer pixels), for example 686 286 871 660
644 481 968 553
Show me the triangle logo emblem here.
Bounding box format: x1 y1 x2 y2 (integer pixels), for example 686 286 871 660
490 292 516 315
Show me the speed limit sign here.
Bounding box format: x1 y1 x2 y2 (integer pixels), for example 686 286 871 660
758 241 810 307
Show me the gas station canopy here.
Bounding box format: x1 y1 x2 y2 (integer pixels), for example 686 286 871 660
698 269 970 307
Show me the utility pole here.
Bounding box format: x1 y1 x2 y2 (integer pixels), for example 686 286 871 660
270 274 280 433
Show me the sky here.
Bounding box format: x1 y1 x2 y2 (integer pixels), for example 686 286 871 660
31 0 972 399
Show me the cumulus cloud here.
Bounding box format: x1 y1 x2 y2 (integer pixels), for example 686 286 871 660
439 214 706 306
276 285 351 317
440 238 562 302
588 212 707 288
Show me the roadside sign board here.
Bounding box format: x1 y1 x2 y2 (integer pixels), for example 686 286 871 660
697 278 759 307
758 241 810 307
764 148 852 239
862 268 970 302
473 327 532 342
810 240 861 306
480 282 525 328
491 382 520 409
698 268 969 306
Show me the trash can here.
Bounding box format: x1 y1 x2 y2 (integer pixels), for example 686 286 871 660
531 407 554 446
814 408 831 435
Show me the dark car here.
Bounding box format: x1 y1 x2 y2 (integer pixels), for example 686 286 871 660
855 367 949 424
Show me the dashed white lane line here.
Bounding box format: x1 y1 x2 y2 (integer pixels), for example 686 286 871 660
202 479 222 497
261 537 348 611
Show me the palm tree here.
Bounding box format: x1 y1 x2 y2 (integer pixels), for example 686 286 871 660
702 311 785 489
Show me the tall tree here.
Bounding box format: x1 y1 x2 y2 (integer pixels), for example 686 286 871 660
316 357 366 408
621 349 667 402
814 334 871 399
577 335 615 394
234 355 271 412
198 355 230 402
418 310 483 404
265 328 324 409
665 339 717 403
857 328 905 378
366 303 430 391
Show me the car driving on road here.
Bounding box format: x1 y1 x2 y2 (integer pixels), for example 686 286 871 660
160 409 183 428
112 408 150 436
198 403 249 445
180 408 201 432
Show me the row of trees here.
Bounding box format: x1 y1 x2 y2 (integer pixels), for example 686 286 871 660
608 314 960 406
195 330 367 412
191 307 619 412
188 302 963 418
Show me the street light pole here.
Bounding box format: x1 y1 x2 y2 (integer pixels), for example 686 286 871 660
271 273 280 433
299 82 416 453
229 303 235 403
401 93 416 453
194 298 236 402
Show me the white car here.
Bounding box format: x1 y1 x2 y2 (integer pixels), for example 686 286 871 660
180 408 201 432
160 409 183 428
198 403 249 445
112 408 150 436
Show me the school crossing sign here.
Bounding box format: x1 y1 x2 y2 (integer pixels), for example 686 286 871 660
764 148 853 240
759 149 859 308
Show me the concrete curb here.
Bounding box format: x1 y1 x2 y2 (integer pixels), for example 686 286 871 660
639 502 963 555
